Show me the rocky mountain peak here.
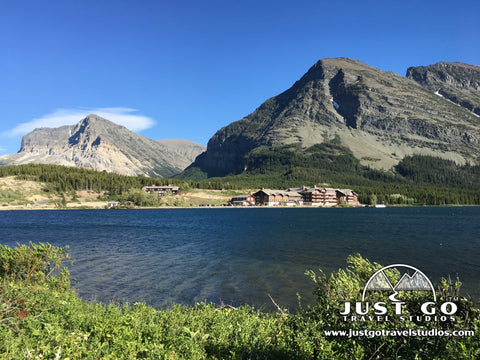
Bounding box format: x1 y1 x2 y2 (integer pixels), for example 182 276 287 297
184 58 480 178
78 114 122 128
68 114 123 148
406 62 480 90
2 115 205 177
406 62 480 116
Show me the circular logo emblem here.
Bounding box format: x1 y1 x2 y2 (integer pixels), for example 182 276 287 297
362 264 436 302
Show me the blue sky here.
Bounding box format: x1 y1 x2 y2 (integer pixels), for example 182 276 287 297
0 0 478 155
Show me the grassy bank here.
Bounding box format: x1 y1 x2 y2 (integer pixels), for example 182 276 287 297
1 243 479 359
0 176 247 210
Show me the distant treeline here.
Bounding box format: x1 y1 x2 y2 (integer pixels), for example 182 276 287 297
395 155 480 189
1 149 479 205
183 142 480 205
0 164 242 194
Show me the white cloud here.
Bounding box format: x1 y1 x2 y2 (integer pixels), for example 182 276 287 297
3 108 155 137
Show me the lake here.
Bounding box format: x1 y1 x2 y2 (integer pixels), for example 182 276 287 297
1 207 479 311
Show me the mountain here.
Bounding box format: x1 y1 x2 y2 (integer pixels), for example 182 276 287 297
156 139 207 170
183 58 480 178
406 62 480 117
395 272 432 291
0 115 206 177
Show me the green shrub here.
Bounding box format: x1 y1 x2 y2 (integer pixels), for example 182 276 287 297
0 242 71 289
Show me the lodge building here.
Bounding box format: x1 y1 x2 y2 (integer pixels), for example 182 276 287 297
230 194 256 206
253 189 303 206
336 189 360 205
142 185 180 197
245 186 360 207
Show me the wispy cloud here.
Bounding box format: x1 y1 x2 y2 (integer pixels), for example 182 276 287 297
3 108 155 137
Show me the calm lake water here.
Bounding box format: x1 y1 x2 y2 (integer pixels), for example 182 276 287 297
1 207 479 310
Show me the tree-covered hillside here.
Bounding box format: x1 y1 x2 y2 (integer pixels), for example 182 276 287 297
1 150 480 206
0 164 241 195
180 139 480 205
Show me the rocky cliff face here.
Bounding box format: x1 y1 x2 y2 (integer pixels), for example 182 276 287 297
0 115 205 177
406 62 480 116
186 58 480 177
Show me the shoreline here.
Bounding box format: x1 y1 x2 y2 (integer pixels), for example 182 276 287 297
1 204 479 211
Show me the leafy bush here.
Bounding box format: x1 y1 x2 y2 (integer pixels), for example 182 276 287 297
0 242 71 289
0 243 72 338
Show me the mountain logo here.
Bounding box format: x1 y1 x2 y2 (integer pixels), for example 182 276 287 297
340 264 458 321
361 264 436 302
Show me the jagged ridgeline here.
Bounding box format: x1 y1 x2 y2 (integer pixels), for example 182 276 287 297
180 58 480 182
406 62 480 117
